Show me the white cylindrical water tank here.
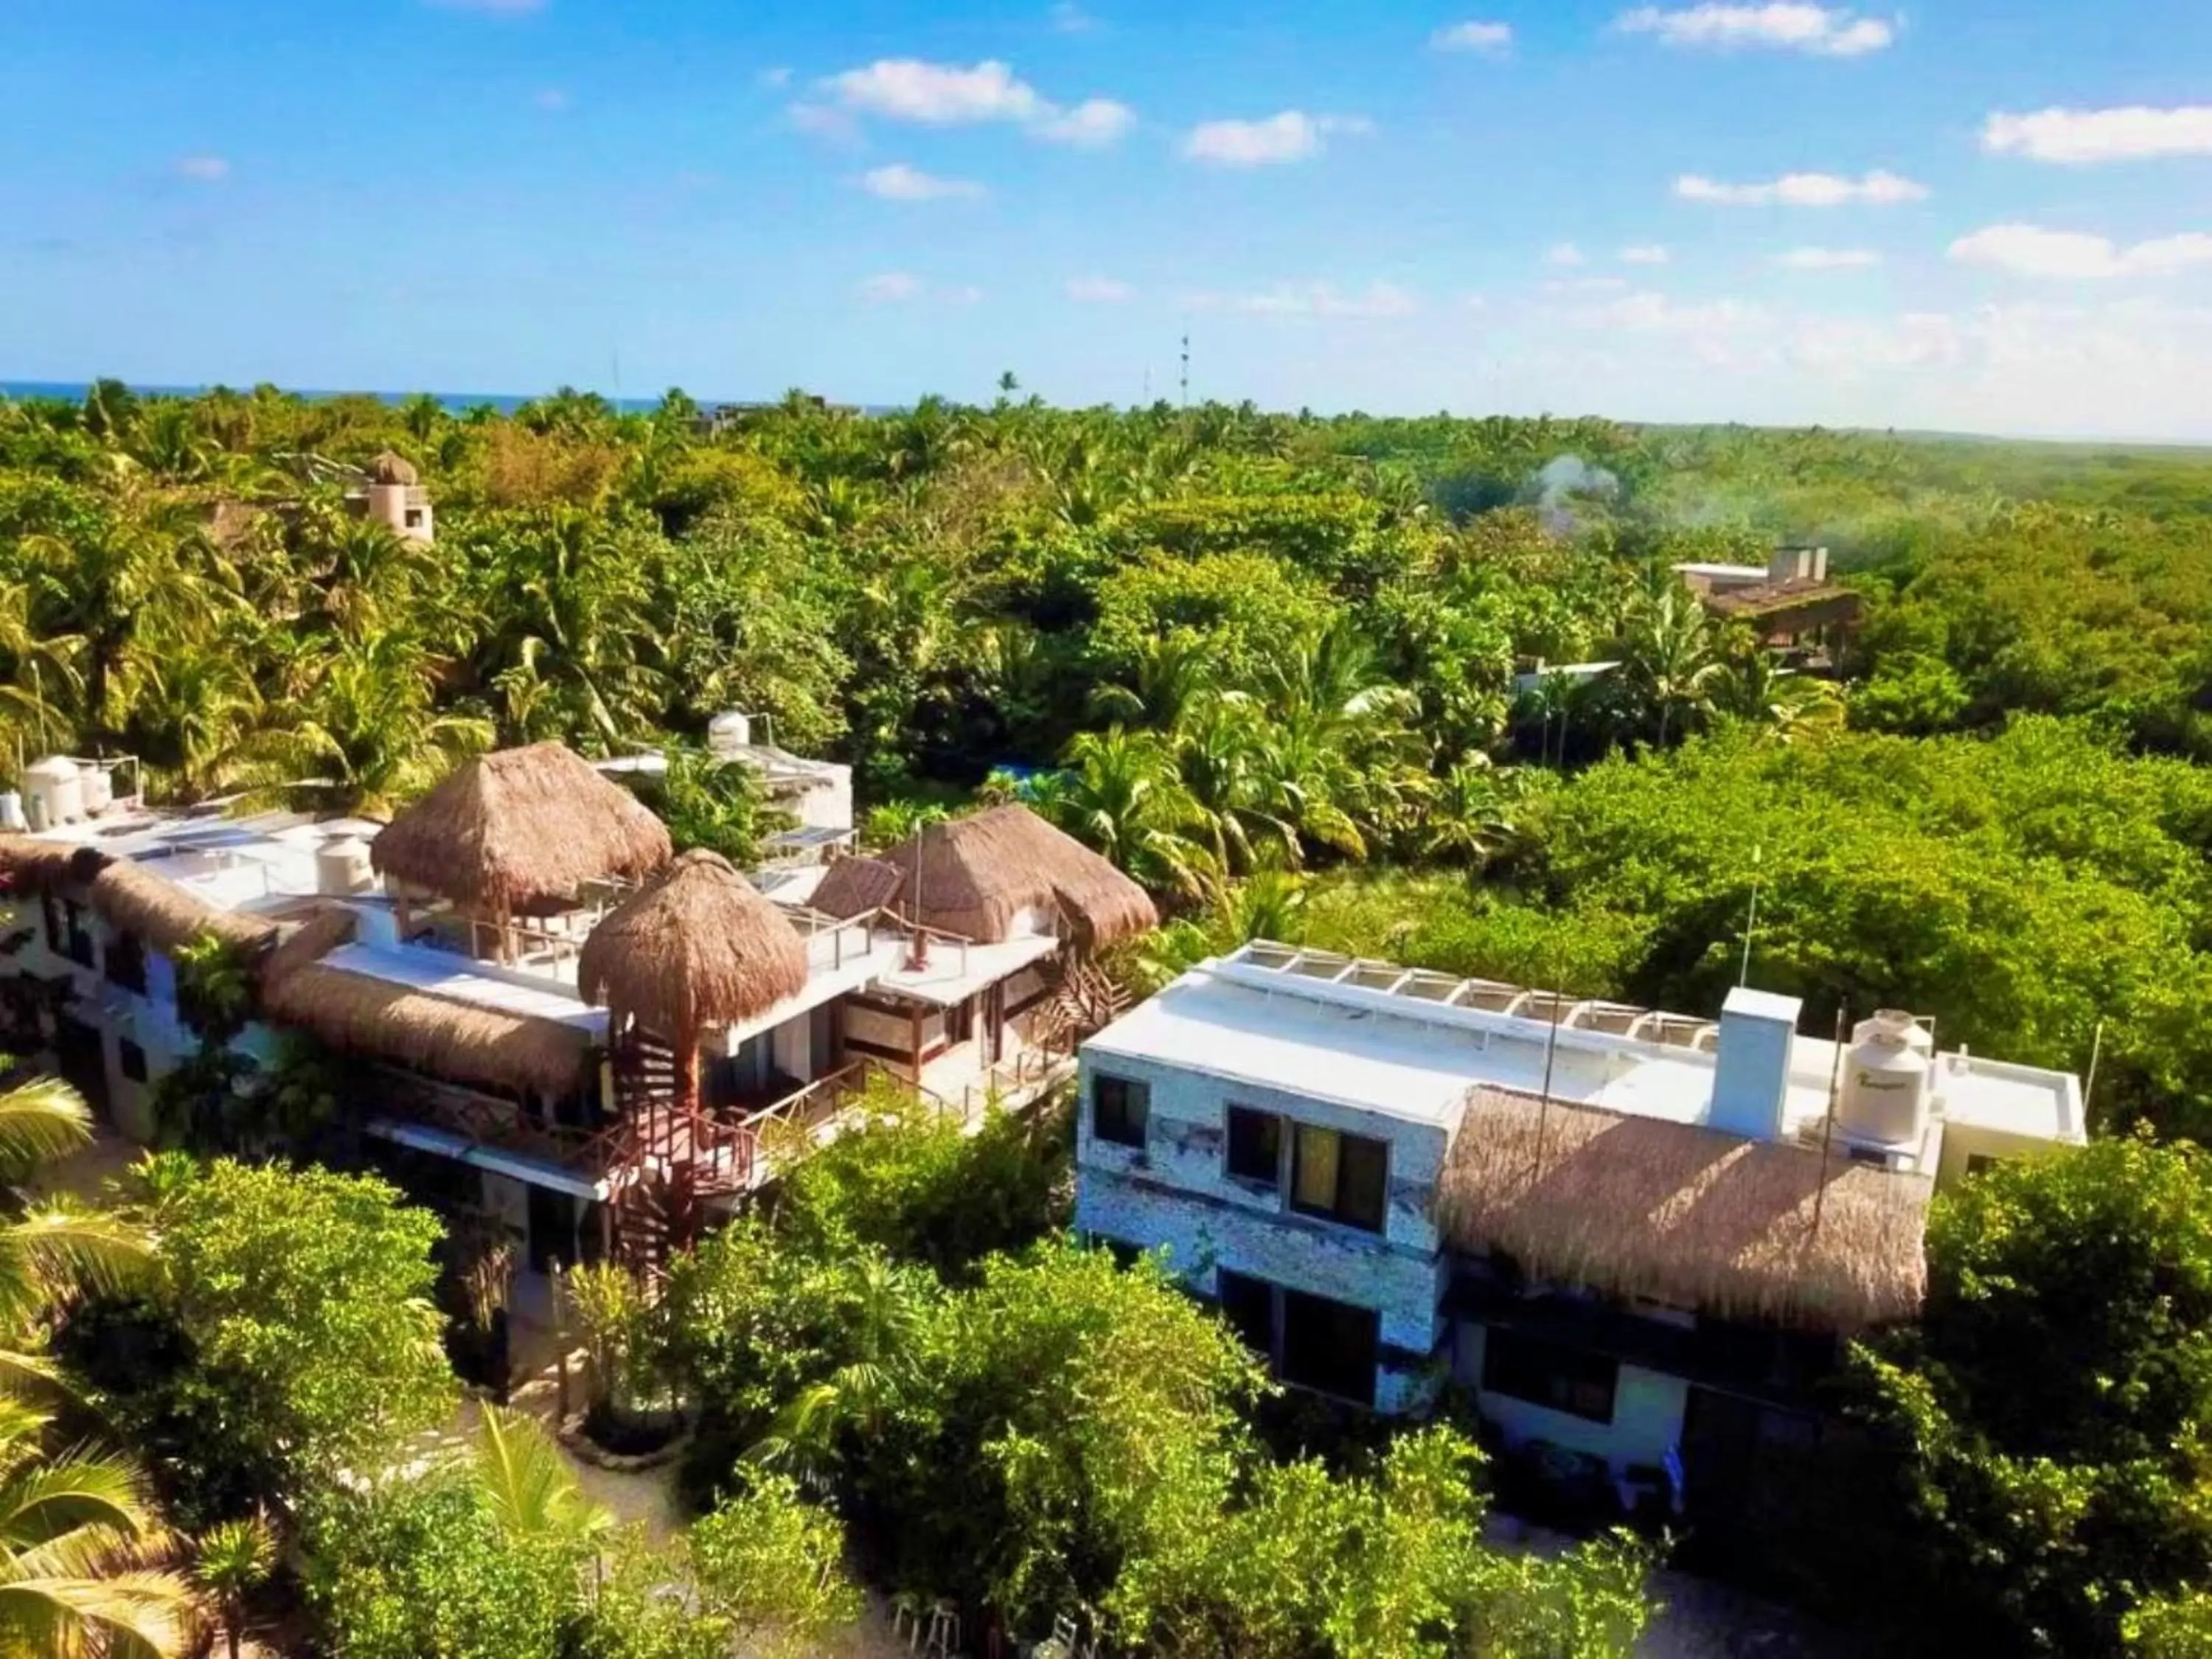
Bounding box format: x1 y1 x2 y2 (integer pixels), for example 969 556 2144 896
24 757 83 830
0 793 22 832
316 834 375 896
1839 1009 1934 1146
707 710 753 755
79 763 113 815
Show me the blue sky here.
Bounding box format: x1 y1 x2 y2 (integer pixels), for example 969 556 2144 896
7 1 2212 437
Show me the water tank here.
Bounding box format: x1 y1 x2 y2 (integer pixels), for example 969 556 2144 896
0 793 22 832
316 834 375 896
707 710 753 756
23 757 83 831
79 764 113 815
1838 1009 1934 1146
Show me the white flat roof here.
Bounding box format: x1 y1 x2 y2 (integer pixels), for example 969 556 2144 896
325 942 609 1034
1084 945 2084 1156
870 931 1060 1008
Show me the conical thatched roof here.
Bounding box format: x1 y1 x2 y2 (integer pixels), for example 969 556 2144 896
369 450 419 487
866 805 1157 947
1435 1088 1932 1332
371 743 672 914
578 849 809 1043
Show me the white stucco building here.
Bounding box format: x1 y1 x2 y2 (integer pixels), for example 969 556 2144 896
1075 941 2085 1503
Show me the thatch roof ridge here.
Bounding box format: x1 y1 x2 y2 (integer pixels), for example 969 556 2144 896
260 903 362 985
807 855 905 922
1 835 276 955
88 860 277 954
261 961 594 1098
371 742 672 914
1436 1088 1930 1332
578 849 809 1042
871 805 1157 947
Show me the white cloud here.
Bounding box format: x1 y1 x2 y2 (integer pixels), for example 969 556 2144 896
857 274 986 305
175 155 229 183
1545 276 1632 294
787 102 862 144
1183 111 1368 167
1034 98 1135 147
827 59 1046 124
1788 312 1959 372
1051 1 1099 32
1675 169 1925 206
818 58 1133 147
1547 242 1586 266
1432 19 1513 52
757 66 793 90
1619 243 1671 265
1948 223 2212 280
1615 4 1895 55
1067 275 1135 302
1189 280 1419 318
858 273 922 303
1775 246 1881 268
860 163 986 202
533 88 570 111
1593 290 1767 334
1982 105 2212 165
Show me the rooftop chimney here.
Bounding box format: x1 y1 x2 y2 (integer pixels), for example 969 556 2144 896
1708 986 1803 1141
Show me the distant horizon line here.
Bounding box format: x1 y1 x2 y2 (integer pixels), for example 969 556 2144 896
5 378 2210 453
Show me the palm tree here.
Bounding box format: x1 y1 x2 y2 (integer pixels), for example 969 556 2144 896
0 1077 152 1388
1039 728 1215 899
0 1397 191 1656
1423 757 1519 872
1709 650 1843 741
754 1258 925 1481
192 1512 275 1659
473 1407 611 1543
1620 587 1724 748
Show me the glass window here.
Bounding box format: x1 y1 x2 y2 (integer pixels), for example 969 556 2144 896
1225 1105 1281 1186
104 930 147 994
1291 1124 1388 1232
62 900 94 969
1091 1074 1149 1149
1281 1290 1380 1405
1481 1329 1618 1423
118 1039 148 1084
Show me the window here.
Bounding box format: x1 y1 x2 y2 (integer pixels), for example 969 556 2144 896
1091 1074 1149 1149
1214 1273 1380 1407
1965 1152 2000 1178
104 929 147 995
403 508 425 529
1290 1124 1388 1232
61 900 94 969
1481 1330 1618 1424
117 1039 148 1084
1281 1290 1380 1405
1225 1105 1282 1186
1217 1269 1276 1355
40 894 63 956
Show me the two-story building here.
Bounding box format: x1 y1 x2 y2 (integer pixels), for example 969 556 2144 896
1 741 1153 1273
1075 941 2084 1504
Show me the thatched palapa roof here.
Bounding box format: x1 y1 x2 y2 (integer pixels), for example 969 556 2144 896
87 861 276 953
368 451 419 487
371 743 672 915
261 960 594 1099
807 855 905 922
578 849 809 1043
0 835 102 894
1436 1088 1930 1332
0 835 276 954
866 806 1157 948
